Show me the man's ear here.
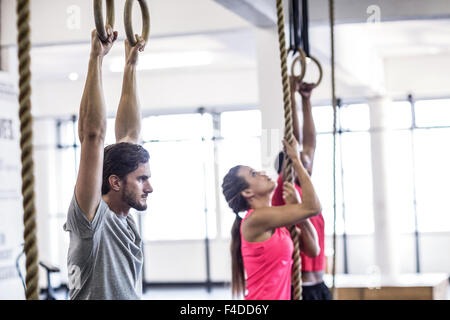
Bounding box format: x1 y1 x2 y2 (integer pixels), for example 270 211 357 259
241 189 254 200
108 175 123 192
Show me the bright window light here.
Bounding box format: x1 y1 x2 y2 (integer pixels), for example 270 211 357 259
68 72 79 81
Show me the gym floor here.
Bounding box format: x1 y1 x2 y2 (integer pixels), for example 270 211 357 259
143 287 232 300
51 284 449 300
51 286 232 300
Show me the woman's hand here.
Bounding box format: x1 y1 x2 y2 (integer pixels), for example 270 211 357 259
282 182 301 204
283 138 300 163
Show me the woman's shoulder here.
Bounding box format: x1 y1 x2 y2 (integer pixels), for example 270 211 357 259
241 206 279 233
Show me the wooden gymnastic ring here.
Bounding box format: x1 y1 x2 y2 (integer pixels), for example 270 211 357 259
124 0 151 46
290 48 307 82
307 55 323 88
94 0 115 42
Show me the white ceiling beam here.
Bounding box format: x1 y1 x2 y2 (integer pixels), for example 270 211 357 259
212 0 275 27
213 0 450 27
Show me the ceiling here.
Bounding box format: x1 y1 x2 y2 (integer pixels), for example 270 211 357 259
0 0 251 45
30 29 257 81
28 18 450 78
3 0 450 107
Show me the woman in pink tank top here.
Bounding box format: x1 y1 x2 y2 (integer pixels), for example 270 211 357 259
221 139 322 300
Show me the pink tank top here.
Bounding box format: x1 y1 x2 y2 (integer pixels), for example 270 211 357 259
240 210 294 300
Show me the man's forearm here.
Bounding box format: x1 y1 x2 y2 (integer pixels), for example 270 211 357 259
291 91 301 143
115 63 141 143
301 97 316 150
79 55 107 143
298 219 320 257
293 158 321 212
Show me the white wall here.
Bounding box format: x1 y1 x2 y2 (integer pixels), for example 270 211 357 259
0 72 26 299
32 67 258 117
385 53 450 98
143 239 231 283
140 232 450 283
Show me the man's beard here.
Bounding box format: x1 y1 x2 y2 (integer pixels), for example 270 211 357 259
122 186 147 211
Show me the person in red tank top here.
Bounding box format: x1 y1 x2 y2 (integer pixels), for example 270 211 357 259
273 77 332 300
221 138 322 300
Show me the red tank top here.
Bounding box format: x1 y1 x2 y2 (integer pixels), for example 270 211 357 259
271 174 326 272
240 210 293 300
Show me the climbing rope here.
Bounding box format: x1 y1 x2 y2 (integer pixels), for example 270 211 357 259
94 0 115 42
17 0 39 300
276 0 302 300
329 0 338 299
124 0 151 46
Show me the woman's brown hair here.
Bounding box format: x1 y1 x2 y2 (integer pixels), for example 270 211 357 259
222 165 250 298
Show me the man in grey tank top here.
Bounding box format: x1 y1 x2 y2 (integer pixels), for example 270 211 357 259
63 25 152 300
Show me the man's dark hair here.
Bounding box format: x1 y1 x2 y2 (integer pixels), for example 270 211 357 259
102 142 150 195
275 151 302 175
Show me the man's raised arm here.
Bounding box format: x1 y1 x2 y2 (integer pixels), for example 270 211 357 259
289 78 316 175
76 27 118 222
115 36 146 144
290 76 302 145
298 82 316 176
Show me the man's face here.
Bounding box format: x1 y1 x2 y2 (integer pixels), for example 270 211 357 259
121 162 153 211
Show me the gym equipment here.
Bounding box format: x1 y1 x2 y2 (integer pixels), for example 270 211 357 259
290 50 323 87
124 0 151 46
289 0 323 87
93 0 115 42
275 0 303 300
94 0 150 47
39 261 61 300
16 0 39 300
328 0 338 299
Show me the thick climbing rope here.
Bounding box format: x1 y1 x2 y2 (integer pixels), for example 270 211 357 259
276 0 302 300
17 0 39 300
329 0 338 299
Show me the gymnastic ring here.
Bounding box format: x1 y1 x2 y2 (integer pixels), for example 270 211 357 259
94 0 115 43
124 0 151 47
308 55 323 88
290 48 307 82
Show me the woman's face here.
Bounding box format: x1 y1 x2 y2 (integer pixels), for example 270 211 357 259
237 166 276 198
